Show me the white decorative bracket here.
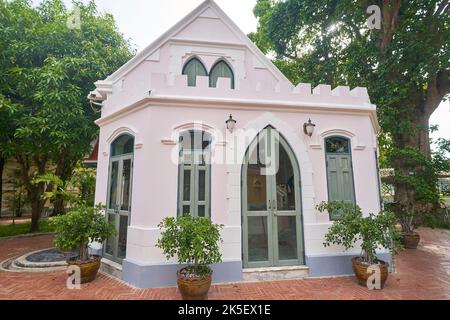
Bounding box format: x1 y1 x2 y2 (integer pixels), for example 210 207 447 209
161 139 177 145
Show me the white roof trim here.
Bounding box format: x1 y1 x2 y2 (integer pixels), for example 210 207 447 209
103 0 289 84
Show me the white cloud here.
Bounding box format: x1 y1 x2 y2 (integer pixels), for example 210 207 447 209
33 0 258 52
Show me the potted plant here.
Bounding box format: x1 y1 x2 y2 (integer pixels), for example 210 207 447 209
156 215 223 300
52 204 115 283
385 202 420 249
317 201 400 289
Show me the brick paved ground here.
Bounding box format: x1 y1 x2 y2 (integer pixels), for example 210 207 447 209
0 227 449 300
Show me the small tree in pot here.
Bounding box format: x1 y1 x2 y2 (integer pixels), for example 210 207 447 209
385 202 421 249
156 215 223 300
317 201 401 289
52 204 115 283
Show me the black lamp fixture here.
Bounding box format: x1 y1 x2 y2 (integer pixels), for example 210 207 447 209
303 118 316 137
226 114 237 133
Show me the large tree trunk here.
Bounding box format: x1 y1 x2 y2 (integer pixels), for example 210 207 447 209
16 154 48 233
0 157 4 218
392 101 440 224
52 195 65 216
29 189 44 233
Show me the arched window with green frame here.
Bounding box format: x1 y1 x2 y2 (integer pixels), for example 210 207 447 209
182 57 208 87
325 136 356 220
178 130 211 217
209 59 234 89
105 133 134 263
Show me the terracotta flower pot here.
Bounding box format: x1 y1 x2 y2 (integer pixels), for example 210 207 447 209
351 256 389 289
401 231 420 249
177 267 212 300
67 255 101 284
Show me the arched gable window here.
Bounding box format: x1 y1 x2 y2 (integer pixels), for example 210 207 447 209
209 60 234 89
105 133 134 262
178 130 211 217
324 136 356 220
182 57 208 87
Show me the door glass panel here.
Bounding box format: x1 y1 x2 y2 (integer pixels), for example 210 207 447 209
276 144 296 211
108 161 119 209
247 166 267 211
248 216 269 262
183 169 191 201
198 170 205 201
247 133 268 211
118 215 128 259
105 214 116 255
198 205 205 217
120 159 132 211
277 216 298 260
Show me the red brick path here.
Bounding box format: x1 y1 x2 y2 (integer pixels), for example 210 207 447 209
0 227 449 300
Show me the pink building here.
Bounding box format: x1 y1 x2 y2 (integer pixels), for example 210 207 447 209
90 0 386 288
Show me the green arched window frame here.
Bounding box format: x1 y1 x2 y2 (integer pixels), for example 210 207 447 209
324 136 356 220
182 57 208 87
177 130 212 218
105 133 134 263
209 59 234 89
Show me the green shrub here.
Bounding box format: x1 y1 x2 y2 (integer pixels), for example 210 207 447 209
156 215 223 277
51 204 115 261
317 201 401 265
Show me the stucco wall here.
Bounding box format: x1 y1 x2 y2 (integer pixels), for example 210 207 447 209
94 104 381 265
92 1 385 281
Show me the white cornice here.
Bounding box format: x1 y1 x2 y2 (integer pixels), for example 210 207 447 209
95 94 379 132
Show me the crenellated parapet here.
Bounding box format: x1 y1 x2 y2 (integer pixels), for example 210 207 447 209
146 73 373 109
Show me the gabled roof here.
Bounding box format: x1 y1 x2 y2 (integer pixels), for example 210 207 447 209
102 0 289 84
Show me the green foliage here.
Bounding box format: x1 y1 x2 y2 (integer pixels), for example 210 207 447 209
251 0 450 214
384 202 417 233
0 0 134 231
35 164 96 208
422 205 450 230
317 201 401 265
51 204 115 261
5 168 28 216
0 218 54 238
156 215 223 277
71 166 96 206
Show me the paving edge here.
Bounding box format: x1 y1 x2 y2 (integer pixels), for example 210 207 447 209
0 232 55 241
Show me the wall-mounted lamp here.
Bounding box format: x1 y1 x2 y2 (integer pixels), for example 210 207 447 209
226 114 237 133
303 118 316 137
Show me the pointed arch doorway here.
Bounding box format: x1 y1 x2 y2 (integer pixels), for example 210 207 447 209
242 126 304 268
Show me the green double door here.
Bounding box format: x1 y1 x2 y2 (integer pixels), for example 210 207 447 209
242 127 304 268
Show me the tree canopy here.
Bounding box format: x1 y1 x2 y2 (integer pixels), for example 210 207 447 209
0 0 134 231
250 0 450 216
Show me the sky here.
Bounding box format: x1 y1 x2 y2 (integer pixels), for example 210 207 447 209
31 0 449 145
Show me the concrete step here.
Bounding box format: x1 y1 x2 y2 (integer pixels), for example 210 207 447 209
242 265 309 282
